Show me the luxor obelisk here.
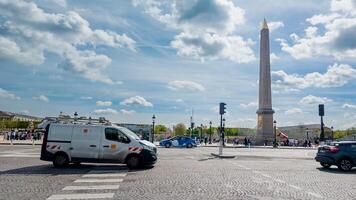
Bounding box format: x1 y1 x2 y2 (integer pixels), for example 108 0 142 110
256 19 274 145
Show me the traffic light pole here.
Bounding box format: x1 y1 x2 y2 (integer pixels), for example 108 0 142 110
219 114 223 156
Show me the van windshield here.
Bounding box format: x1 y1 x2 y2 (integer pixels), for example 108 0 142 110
119 127 140 140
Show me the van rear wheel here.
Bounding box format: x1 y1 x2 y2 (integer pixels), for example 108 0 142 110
53 153 69 168
126 155 140 169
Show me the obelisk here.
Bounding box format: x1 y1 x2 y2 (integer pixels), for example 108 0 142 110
256 19 274 145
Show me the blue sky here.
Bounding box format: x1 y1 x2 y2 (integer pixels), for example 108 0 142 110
0 0 356 129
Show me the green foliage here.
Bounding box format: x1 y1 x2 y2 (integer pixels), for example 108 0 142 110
174 123 186 136
154 124 167 135
225 128 238 136
333 128 356 139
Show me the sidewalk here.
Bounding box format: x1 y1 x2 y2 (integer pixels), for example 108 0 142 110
0 138 42 145
198 143 318 150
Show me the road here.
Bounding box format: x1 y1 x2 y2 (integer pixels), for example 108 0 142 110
1 145 355 200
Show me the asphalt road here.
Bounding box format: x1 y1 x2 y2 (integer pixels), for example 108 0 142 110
0 145 355 200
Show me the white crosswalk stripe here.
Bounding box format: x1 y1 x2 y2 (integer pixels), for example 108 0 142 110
46 169 128 200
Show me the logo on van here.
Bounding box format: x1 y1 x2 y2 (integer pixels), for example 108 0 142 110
110 144 117 149
83 128 89 134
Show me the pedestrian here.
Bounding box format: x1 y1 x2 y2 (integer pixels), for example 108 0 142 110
264 137 268 146
244 137 248 147
204 136 207 145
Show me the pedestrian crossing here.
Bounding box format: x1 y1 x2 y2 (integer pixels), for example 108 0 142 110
0 149 40 158
46 168 128 200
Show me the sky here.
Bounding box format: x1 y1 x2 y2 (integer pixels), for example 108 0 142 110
0 0 356 130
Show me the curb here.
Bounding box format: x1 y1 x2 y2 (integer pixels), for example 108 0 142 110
200 145 317 150
0 142 42 146
211 153 236 159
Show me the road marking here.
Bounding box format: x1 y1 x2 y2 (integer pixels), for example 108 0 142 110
47 193 114 200
74 178 123 183
63 185 120 190
288 184 301 190
307 192 324 199
88 170 127 174
0 154 39 158
83 173 126 178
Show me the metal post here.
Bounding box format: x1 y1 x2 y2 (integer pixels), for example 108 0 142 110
273 120 277 148
320 116 325 141
200 124 203 141
209 121 212 144
152 114 155 143
331 126 334 141
219 114 223 155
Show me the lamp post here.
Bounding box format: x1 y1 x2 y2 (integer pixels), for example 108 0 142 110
152 114 156 143
331 126 334 141
273 120 277 148
200 124 203 140
306 128 309 140
209 121 212 144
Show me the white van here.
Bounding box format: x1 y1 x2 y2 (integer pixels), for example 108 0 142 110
40 117 157 169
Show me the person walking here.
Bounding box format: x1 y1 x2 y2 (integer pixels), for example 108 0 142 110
204 136 208 145
244 137 248 147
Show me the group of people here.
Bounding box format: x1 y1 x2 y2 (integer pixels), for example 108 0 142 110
2 130 42 141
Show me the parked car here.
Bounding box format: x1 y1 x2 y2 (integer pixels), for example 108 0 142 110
159 136 197 148
315 141 356 171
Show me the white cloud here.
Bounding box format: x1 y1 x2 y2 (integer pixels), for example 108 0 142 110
120 109 135 115
0 0 136 84
120 96 153 107
211 105 219 113
93 108 118 115
176 99 184 103
80 96 92 100
299 95 333 105
342 103 356 109
20 110 30 114
168 80 205 91
278 0 356 60
33 95 49 102
96 101 112 107
240 101 258 108
268 21 284 32
0 88 20 100
270 53 280 63
272 63 356 91
133 0 255 63
285 108 303 115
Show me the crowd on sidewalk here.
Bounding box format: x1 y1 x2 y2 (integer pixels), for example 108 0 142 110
1 129 42 141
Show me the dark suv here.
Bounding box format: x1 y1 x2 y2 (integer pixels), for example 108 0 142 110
315 141 356 171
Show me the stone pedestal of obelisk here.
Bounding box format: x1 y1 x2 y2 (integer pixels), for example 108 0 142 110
256 19 274 145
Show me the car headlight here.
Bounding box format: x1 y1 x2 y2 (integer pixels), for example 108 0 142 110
140 142 154 151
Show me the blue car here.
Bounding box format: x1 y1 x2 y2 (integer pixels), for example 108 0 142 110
159 136 197 148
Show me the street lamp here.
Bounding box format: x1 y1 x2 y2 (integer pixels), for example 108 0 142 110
200 124 203 140
209 121 212 144
273 120 277 148
306 128 309 140
331 126 334 141
152 114 156 143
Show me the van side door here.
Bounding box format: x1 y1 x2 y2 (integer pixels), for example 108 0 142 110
100 128 131 162
70 126 101 160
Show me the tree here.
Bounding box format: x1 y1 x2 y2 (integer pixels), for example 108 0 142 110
154 124 167 135
174 123 186 136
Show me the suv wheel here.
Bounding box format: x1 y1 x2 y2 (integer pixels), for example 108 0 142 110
53 153 69 168
320 162 331 168
187 143 193 148
165 143 171 148
338 158 353 171
127 155 140 169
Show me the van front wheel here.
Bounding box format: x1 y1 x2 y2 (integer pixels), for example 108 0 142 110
53 153 69 168
126 155 140 169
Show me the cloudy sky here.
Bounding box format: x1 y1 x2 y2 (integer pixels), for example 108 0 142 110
0 0 355 129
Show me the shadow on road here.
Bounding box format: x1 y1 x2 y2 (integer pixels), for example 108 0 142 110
317 167 356 174
0 163 129 176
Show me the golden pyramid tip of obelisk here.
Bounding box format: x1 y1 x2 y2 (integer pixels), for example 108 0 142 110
262 18 268 29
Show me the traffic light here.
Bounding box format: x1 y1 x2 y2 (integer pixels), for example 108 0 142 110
318 104 324 116
219 102 226 115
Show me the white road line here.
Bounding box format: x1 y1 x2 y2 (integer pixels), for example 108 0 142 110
0 154 39 158
63 185 120 190
273 179 286 184
47 193 114 200
288 184 301 190
74 178 123 183
82 173 126 178
88 170 128 174
307 192 324 199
